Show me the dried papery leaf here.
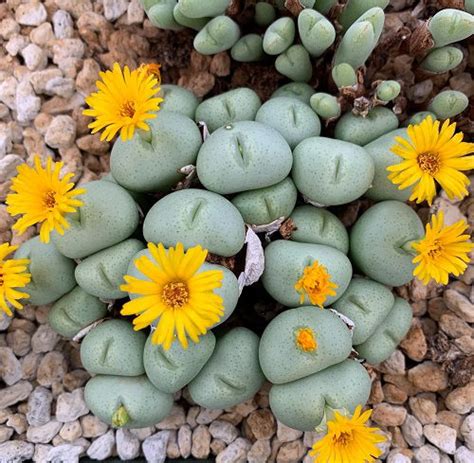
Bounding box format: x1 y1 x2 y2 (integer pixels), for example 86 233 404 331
197 121 211 140
72 319 106 342
409 21 434 56
206 253 236 271
329 308 355 336
175 164 197 190
436 0 465 9
352 96 372 117
251 217 286 237
237 227 265 293
279 217 297 239
284 0 304 16
302 194 326 208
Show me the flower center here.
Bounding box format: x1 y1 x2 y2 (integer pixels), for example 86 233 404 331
43 190 57 209
426 239 443 259
119 100 136 118
417 152 440 175
0 269 4 286
334 431 352 446
161 281 189 309
295 327 318 352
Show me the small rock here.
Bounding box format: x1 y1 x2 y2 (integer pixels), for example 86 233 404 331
409 395 438 424
156 405 186 430
6 328 31 357
0 76 18 111
143 431 171 463
45 77 75 98
53 10 74 39
81 415 108 438
178 425 192 459
383 383 408 404
75 58 100 97
5 34 29 57
103 0 129 21
0 380 33 409
52 38 85 63
424 424 457 454
248 439 272 463
192 425 211 459
129 426 154 440
437 410 463 436
63 369 90 392
16 3 47 26
15 80 41 123
47 443 84 463
461 414 474 450
209 420 239 445
0 18 20 40
21 43 48 71
6 414 27 435
414 444 441 463
439 313 473 338
87 430 115 460
386 450 412 463
0 426 14 443
372 404 407 426
55 0 93 19
127 0 145 24
401 414 424 447
0 347 22 385
446 382 474 414
408 362 449 392
167 430 180 459
31 324 60 353
30 23 55 47
245 409 276 440
56 389 89 423
196 408 223 425
232 400 259 418
37 351 67 387
33 444 53 463
27 386 53 426
30 69 64 94
45 115 76 149
116 428 140 460
276 440 306 463
455 446 474 463
216 437 251 463
26 420 62 444
60 420 82 442
0 154 23 183
277 420 303 443
210 438 226 456
21 352 42 381
0 441 34 462
400 323 427 361
444 289 474 323
455 335 474 355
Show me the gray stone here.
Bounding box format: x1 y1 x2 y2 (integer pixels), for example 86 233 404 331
21 43 48 71
59 420 82 442
143 431 171 463
47 443 84 463
414 444 441 463
455 446 474 463
0 76 17 110
424 424 457 455
461 414 474 450
0 381 33 408
45 77 75 98
33 444 53 463
30 69 63 94
81 415 108 438
0 18 19 40
27 386 53 426
53 10 74 39
0 314 12 330
86 430 115 460
5 35 29 57
31 325 60 353
156 405 186 430
216 437 251 463
26 420 62 444
37 351 66 386
16 3 47 26
0 426 14 443
276 420 303 443
0 154 23 183
386 451 411 463
209 420 239 445
0 347 22 385
56 389 89 423
15 80 41 123
0 441 34 462
401 414 425 447
192 425 211 459
248 439 272 463
45 115 76 149
196 408 223 425
116 428 140 460
103 0 128 21
178 425 192 459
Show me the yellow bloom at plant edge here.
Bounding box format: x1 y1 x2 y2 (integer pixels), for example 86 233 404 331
6 156 86 244
387 116 474 205
83 62 163 142
120 242 224 350
412 211 473 286
294 260 338 308
310 405 386 463
0 243 31 317
139 63 162 85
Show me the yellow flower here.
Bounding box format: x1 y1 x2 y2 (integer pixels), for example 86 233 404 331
310 406 386 463
120 242 224 350
387 116 474 205
139 63 162 85
6 156 86 244
83 62 163 142
294 261 338 308
295 327 318 352
0 243 31 317
412 211 473 285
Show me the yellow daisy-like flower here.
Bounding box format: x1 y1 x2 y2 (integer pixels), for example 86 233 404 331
387 116 474 205
139 63 162 85
6 156 86 244
0 243 31 317
295 327 318 352
120 242 224 350
310 406 386 463
294 260 338 308
83 62 163 142
412 211 473 285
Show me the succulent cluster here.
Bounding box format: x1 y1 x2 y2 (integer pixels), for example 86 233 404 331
1 1 473 461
